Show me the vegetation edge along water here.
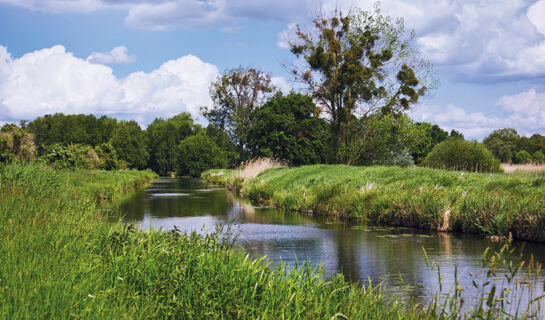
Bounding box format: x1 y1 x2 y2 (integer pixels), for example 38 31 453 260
0 163 436 319
202 164 545 243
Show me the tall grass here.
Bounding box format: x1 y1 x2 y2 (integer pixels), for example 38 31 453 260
2 163 542 318
204 164 545 242
0 163 424 319
502 163 545 174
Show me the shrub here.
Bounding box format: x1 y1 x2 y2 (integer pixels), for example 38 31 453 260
515 150 532 164
533 150 545 164
422 139 502 173
40 143 101 169
177 134 228 177
0 124 36 162
384 149 415 167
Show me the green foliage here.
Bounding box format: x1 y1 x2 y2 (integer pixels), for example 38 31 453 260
0 163 425 319
40 143 102 169
147 113 195 175
384 149 415 167
202 66 277 157
205 124 240 167
290 7 433 162
483 128 520 163
533 150 545 164
177 134 228 177
28 113 117 153
95 143 119 170
339 113 419 165
0 124 36 162
247 92 333 165
423 139 502 173
410 122 448 164
515 150 532 164
109 121 149 169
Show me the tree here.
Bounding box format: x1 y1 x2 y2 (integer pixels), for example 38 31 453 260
147 113 195 175
202 66 277 158
247 92 333 165
110 121 149 169
340 113 419 165
28 113 117 153
483 128 520 163
289 7 432 162
177 134 228 177
411 122 448 164
533 150 545 164
448 130 464 140
515 150 532 164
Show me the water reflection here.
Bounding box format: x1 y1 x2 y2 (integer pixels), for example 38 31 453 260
112 178 545 303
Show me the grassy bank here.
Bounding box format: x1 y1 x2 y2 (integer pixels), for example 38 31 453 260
0 163 434 319
203 165 545 242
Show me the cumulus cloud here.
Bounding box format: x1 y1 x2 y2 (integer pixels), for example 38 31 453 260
0 45 218 125
292 0 545 81
87 46 136 64
410 88 545 140
4 0 545 81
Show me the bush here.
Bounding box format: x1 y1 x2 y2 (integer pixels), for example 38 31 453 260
0 124 36 162
40 143 101 169
422 139 502 173
177 134 228 177
384 149 415 167
533 150 545 164
515 150 532 164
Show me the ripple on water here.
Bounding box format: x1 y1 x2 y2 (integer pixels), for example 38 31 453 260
150 193 190 198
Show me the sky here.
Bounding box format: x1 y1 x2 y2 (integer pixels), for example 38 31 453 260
1 0 545 140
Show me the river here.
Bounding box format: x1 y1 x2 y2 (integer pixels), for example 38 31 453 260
111 177 545 310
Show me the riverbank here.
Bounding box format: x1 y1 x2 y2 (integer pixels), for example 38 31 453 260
0 163 434 319
202 165 545 242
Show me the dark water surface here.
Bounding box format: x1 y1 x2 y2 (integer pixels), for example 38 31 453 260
112 177 545 305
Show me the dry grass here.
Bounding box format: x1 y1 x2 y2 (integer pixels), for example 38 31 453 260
501 163 545 173
235 158 287 181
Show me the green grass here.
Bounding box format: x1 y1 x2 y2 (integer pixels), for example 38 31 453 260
2 163 542 319
203 165 545 242
0 163 430 319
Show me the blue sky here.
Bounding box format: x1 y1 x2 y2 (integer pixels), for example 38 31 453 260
1 0 545 140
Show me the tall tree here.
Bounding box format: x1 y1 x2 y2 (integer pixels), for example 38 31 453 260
247 92 333 165
146 113 194 175
110 121 149 169
289 7 433 162
483 128 520 163
201 66 277 158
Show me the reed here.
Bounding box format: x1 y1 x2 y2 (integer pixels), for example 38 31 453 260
502 163 545 173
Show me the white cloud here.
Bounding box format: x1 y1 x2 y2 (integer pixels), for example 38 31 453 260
0 45 218 125
282 0 545 81
271 76 291 94
87 46 136 64
410 88 545 140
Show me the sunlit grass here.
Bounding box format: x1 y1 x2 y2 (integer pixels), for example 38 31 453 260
204 164 545 242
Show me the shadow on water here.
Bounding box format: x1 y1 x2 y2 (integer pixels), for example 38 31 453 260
110 177 545 304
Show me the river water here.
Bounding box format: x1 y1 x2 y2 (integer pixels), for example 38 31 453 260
112 177 545 308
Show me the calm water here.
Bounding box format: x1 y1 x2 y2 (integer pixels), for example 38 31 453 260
112 177 545 305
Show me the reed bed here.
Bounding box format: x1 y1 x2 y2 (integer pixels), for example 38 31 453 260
203 164 545 242
502 163 545 173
